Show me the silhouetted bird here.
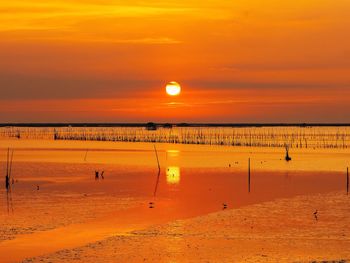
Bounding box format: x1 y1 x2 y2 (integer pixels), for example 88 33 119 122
223 203 228 210
314 210 318 221
37 185 40 191
149 202 154 208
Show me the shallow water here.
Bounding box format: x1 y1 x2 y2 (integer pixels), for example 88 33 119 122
0 139 348 262
0 163 344 239
1 160 345 212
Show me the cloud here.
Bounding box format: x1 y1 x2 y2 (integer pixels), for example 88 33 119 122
106 37 182 44
1 34 182 44
0 73 161 100
0 2 231 33
187 80 350 90
1 71 349 101
216 62 350 72
35 36 182 44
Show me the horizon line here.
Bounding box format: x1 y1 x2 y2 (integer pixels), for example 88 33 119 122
1 122 350 128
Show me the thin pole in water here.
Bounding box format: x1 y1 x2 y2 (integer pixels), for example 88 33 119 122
84 149 89 162
154 145 160 172
6 148 9 178
153 170 161 197
248 158 251 193
5 148 10 190
347 167 349 195
9 149 14 181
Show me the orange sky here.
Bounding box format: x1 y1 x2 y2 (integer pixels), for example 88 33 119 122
0 0 350 122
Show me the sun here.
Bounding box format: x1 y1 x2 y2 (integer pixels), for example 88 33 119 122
166 81 181 96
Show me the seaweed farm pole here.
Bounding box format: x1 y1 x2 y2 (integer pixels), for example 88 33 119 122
84 149 89 162
153 170 161 197
5 148 9 189
6 148 9 177
9 149 14 182
347 167 349 195
154 144 160 172
248 158 251 193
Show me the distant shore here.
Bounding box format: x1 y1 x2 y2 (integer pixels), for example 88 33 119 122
1 123 350 128
2 126 350 149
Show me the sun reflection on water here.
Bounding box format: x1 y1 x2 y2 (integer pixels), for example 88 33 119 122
166 149 180 158
166 166 180 184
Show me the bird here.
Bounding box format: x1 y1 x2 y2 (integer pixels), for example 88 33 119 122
313 210 318 221
223 203 228 210
149 202 154 209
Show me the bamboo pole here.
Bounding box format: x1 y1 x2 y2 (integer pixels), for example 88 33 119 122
9 149 14 182
248 158 251 193
6 148 9 178
347 167 349 195
5 148 9 190
153 145 160 172
153 170 161 197
84 149 89 162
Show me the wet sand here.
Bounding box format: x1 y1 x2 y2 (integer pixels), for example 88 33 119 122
21 191 350 263
0 139 349 262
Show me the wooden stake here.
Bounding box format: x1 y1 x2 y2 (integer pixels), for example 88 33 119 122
153 170 161 197
9 149 14 180
153 145 160 172
347 167 349 195
84 149 89 162
6 148 9 178
248 158 251 193
5 148 10 191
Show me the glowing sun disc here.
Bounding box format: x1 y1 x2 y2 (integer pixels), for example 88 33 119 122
166 81 181 96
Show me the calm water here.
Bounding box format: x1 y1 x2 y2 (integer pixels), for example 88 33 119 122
1 161 344 220
0 142 347 262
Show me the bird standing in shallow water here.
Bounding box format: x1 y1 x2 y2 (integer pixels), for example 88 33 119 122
314 210 318 221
